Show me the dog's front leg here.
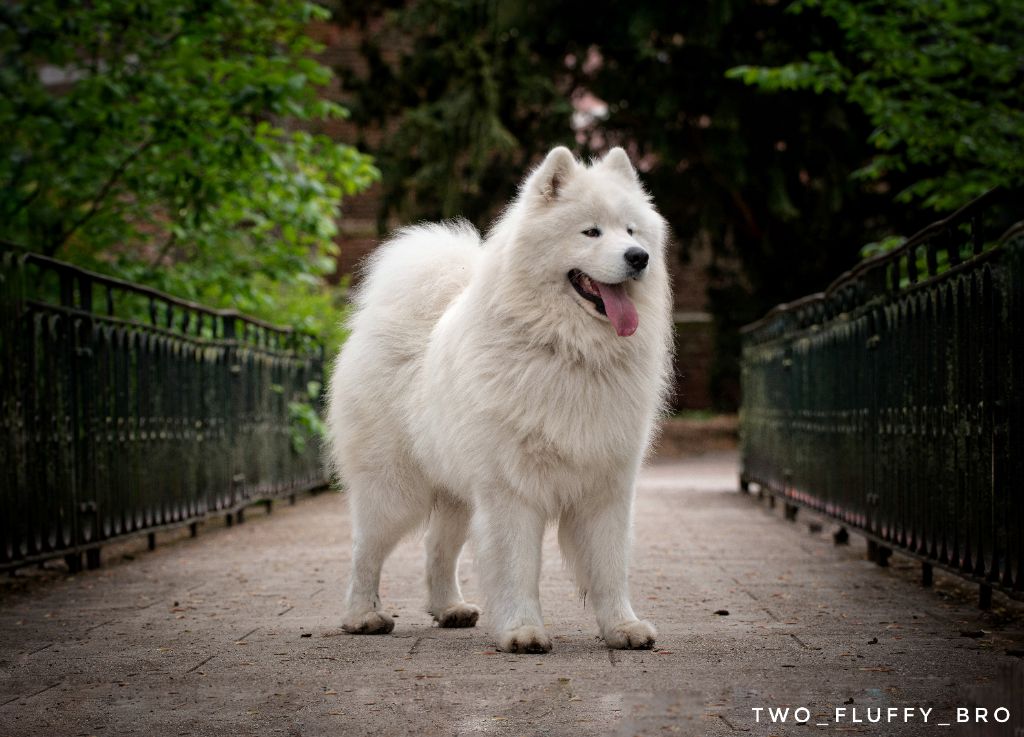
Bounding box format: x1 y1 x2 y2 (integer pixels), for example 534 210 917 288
559 491 656 649
475 493 551 653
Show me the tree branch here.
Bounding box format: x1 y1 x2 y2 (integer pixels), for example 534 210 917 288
148 230 177 270
46 137 159 257
6 182 45 220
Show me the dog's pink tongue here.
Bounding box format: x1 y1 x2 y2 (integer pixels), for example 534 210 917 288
596 281 639 337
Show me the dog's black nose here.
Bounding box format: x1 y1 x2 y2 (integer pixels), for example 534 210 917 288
624 247 649 271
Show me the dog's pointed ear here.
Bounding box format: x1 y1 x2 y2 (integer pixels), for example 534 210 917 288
602 147 639 183
532 146 577 201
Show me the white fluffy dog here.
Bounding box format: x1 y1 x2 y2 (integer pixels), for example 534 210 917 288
325 147 673 653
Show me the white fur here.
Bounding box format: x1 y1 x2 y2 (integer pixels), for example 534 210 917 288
326 147 673 651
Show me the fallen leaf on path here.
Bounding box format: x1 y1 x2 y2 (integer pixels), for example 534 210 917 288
960 629 986 639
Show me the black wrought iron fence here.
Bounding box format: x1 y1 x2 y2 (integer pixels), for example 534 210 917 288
739 189 1023 607
0 247 327 571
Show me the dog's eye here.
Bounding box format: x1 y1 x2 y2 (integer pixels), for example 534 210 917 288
582 228 602 238
627 226 635 236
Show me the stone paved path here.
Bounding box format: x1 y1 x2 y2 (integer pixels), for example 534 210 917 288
2 451 1022 737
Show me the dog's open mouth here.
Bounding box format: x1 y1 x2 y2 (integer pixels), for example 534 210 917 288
568 269 639 337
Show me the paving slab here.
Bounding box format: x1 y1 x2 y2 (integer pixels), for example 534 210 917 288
1 451 1022 736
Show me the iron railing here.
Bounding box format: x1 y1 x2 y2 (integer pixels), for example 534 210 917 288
739 189 1023 606
0 248 327 571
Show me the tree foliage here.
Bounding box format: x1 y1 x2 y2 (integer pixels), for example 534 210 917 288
330 0 573 227
0 0 378 350
728 0 1024 211
335 0 905 406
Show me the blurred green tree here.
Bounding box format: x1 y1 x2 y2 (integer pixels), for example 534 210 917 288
728 0 1024 212
330 0 574 227
0 0 378 349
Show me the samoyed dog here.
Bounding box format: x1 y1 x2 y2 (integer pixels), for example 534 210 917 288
325 147 672 653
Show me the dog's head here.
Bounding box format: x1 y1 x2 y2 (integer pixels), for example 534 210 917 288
499 147 668 339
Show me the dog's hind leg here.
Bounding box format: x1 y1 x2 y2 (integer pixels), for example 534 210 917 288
342 476 428 635
426 494 481 628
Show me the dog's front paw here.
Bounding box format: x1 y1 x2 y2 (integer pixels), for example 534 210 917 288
341 611 395 635
435 603 481 628
603 619 657 650
497 625 552 654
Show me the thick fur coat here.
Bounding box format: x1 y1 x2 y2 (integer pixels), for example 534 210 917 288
325 147 673 652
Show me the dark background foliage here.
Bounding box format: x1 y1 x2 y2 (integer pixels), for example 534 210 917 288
326 0 936 405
